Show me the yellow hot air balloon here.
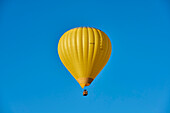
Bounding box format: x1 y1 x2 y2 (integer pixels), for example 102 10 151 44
58 27 111 96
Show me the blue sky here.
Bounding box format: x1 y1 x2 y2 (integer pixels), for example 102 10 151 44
0 0 170 113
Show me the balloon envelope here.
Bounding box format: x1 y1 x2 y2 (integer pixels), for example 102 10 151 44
58 27 112 88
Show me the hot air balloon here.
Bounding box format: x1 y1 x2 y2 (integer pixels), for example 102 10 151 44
58 27 112 96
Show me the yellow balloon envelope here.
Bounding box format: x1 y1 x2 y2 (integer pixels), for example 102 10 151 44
58 27 112 89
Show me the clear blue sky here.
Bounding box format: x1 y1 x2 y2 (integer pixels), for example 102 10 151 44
0 0 170 113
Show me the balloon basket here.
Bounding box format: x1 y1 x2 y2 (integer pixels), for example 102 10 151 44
83 89 88 96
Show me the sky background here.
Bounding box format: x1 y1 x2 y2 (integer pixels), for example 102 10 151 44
0 0 170 113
